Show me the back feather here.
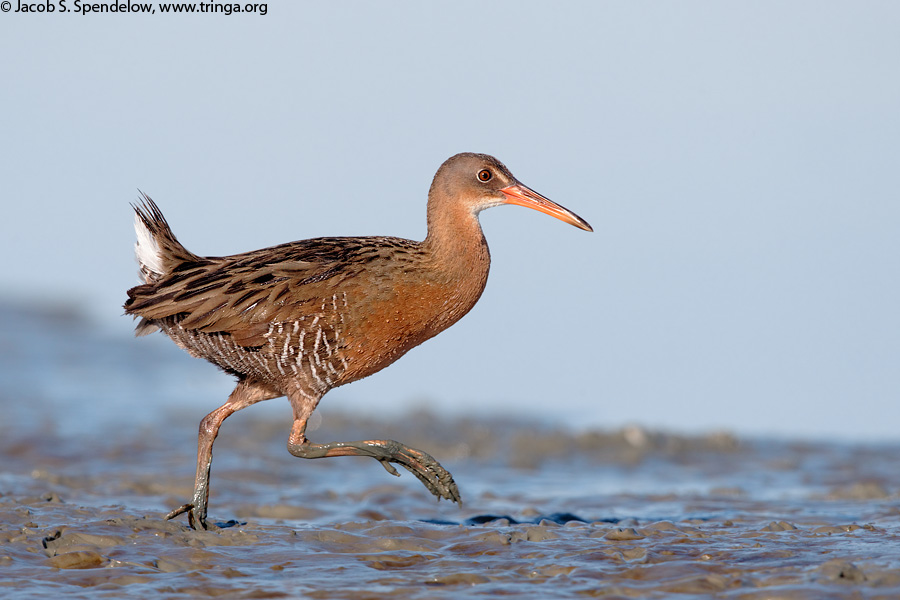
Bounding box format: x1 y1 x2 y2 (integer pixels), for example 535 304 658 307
124 196 413 346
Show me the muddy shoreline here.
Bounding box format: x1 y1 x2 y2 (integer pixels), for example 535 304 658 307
2 302 899 597
3 410 900 598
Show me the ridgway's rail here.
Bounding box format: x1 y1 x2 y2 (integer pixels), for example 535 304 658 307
125 152 592 529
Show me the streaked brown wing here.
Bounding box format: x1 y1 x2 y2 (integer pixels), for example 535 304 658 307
125 236 416 346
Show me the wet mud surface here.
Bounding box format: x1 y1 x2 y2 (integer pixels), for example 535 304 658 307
2 302 900 598
3 411 900 599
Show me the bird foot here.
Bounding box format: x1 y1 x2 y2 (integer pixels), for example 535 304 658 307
164 502 211 530
374 441 462 505
289 438 461 505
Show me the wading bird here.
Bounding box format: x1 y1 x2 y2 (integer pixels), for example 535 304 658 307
125 152 592 529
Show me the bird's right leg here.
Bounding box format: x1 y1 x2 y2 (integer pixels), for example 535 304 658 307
166 379 278 530
285 391 461 504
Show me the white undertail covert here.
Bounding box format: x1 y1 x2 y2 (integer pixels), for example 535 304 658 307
133 211 165 283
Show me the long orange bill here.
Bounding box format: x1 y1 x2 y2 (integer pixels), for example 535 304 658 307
500 183 593 232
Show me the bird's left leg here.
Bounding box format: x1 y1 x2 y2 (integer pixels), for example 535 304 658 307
285 390 461 504
165 378 279 529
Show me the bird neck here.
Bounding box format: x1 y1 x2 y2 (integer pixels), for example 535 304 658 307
422 201 491 283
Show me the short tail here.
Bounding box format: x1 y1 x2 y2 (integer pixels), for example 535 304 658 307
132 192 201 284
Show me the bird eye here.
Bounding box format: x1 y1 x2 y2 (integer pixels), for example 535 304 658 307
477 169 492 182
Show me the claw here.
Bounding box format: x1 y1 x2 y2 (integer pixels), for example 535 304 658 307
378 459 402 477
385 447 461 504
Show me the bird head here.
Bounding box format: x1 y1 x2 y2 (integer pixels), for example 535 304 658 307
429 153 593 232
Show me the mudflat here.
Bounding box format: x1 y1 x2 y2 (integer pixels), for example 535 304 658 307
2 410 899 599
2 302 898 598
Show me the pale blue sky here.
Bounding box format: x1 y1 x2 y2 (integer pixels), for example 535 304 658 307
1 2 898 439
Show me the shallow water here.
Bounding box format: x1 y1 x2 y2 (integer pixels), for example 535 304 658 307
2 301 900 598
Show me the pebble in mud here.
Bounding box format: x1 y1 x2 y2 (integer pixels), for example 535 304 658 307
761 520 799 532
45 551 106 570
818 559 867 584
602 527 646 541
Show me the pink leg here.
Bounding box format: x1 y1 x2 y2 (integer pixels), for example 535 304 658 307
166 379 279 529
285 392 461 504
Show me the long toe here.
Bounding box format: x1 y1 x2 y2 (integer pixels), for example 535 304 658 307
164 503 210 530
391 447 461 504
165 503 193 522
